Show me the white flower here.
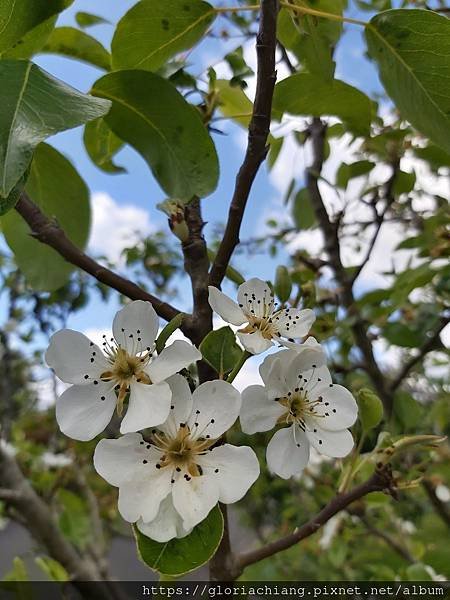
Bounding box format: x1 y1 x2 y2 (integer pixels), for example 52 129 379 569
208 278 315 354
46 301 202 441
241 344 358 479
94 375 260 542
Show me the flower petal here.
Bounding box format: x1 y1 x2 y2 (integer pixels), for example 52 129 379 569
274 308 315 339
118 463 172 523
159 374 193 438
172 475 219 530
259 351 291 398
237 331 273 355
137 496 191 543
188 380 241 439
306 427 354 458
112 300 159 353
120 381 172 434
266 425 310 479
198 444 259 503
208 286 247 326
147 340 201 383
240 385 285 434
56 382 116 441
311 384 358 431
93 433 150 487
237 278 274 319
284 345 328 391
46 330 108 385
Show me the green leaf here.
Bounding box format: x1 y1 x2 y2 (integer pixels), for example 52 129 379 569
413 144 450 173
35 557 69 582
134 505 224 576
357 388 384 431
336 160 375 189
292 188 317 230
394 393 424 430
0 59 111 197
365 9 450 154
1 143 91 291
155 313 186 354
199 326 243 378
57 489 91 549
275 265 292 303
273 73 372 136
383 322 422 348
0 0 72 54
83 118 125 174
75 12 109 29
2 557 29 582
41 27 111 71
112 0 215 72
92 70 219 200
0 166 30 216
215 79 253 128
392 169 416 195
1 17 57 60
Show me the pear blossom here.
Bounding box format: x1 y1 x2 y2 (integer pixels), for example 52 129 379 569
208 278 315 354
46 301 201 441
94 375 260 542
241 343 358 479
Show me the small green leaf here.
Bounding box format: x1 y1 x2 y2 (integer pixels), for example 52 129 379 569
394 393 424 430
392 169 416 195
215 79 253 128
155 313 186 354
75 12 109 29
1 17 57 60
273 73 372 136
134 505 224 576
92 70 219 200
0 59 111 197
275 266 292 303
2 143 91 291
199 327 243 378
336 160 375 189
35 557 69 582
366 9 450 154
292 188 317 230
83 118 125 174
357 388 384 431
0 0 72 54
0 166 30 215
383 322 422 348
41 27 111 71
2 557 29 582
112 0 215 72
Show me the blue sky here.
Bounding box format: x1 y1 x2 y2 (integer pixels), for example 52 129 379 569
2 1 388 338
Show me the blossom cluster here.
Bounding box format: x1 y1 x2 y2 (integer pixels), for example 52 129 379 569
46 278 358 542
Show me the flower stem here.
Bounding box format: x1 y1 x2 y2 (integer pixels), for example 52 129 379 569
227 351 252 383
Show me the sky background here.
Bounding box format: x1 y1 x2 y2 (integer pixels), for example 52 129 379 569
1 1 448 398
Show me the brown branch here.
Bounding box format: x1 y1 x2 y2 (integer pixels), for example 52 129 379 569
358 514 415 563
234 468 393 575
15 193 183 328
390 316 449 392
422 478 450 529
209 0 279 288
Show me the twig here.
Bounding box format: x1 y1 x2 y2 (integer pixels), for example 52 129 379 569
15 194 183 329
422 478 450 529
209 0 279 288
358 514 415 563
234 468 393 575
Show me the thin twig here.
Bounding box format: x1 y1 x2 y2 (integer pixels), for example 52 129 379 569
422 478 450 529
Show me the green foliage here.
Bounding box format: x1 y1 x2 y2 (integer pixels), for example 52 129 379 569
336 160 375 189
199 326 243 378
273 74 372 136
366 9 450 153
92 70 219 200
34 557 69 581
215 79 253 128
155 313 186 354
134 505 223 576
83 118 125 174
292 188 317 230
112 0 215 72
75 12 109 29
2 144 90 291
357 388 384 431
41 27 111 70
0 60 110 199
274 266 292 303
57 489 91 548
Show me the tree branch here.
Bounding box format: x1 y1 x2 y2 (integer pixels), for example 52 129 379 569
209 0 279 288
234 468 394 575
15 194 183 327
357 514 415 563
422 478 450 529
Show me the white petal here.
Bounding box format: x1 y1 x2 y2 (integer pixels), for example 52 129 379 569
46 330 108 385
56 382 116 441
198 444 259 503
311 384 358 431
306 427 354 458
137 496 191 542
188 380 241 439
237 331 273 355
118 463 172 523
284 346 328 390
147 340 201 383
237 278 274 319
266 426 310 479
112 300 159 353
240 385 285 434
208 286 247 326
120 381 171 434
259 351 291 398
273 308 315 339
172 475 219 530
93 433 150 487
159 374 193 438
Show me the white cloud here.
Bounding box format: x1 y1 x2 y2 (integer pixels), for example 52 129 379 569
88 192 153 264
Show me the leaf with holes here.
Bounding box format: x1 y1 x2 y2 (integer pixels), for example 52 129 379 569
134 505 223 576
112 0 215 72
366 9 450 153
0 60 111 198
92 70 219 199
